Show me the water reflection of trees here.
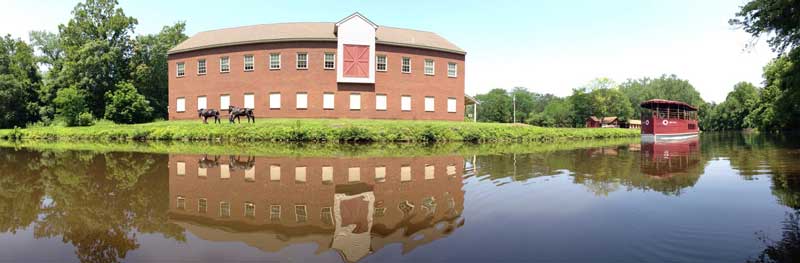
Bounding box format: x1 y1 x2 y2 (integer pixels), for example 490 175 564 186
0 148 184 263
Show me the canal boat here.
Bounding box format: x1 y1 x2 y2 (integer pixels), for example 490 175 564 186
640 99 699 142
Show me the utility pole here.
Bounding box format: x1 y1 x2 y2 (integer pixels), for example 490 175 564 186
512 94 516 123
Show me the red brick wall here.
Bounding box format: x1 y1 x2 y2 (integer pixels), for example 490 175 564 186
167 41 465 121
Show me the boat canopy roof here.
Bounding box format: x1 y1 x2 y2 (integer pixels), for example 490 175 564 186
640 99 698 111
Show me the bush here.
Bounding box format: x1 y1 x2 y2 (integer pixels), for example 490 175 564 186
54 86 92 127
104 82 154 124
77 112 94 126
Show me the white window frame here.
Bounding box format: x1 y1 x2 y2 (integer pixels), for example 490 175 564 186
447 97 457 113
296 92 308 109
296 53 308 69
376 55 387 72
220 94 230 110
401 57 411 73
448 62 457 78
176 97 186 112
197 96 207 110
244 55 255 71
269 53 281 70
401 95 411 111
244 93 255 109
269 93 281 109
220 56 230 73
425 96 435 112
324 52 335 69
376 94 387 111
176 62 185 77
424 59 435 75
350 93 361 111
323 93 335 110
197 59 206 75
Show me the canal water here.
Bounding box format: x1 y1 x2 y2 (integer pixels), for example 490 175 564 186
1 133 799 262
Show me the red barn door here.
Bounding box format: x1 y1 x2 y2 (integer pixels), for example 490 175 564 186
343 44 369 78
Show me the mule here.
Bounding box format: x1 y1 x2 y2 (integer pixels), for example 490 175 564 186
198 109 221 124
228 106 255 123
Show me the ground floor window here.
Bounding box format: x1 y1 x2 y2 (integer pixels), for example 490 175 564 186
376 94 387 111
219 201 231 217
244 93 254 109
176 97 186 112
197 96 207 110
296 92 308 109
245 202 255 218
295 166 307 182
425 96 435 112
220 95 230 110
198 198 207 213
322 166 333 183
350 93 361 110
295 205 308 223
269 93 281 109
401 96 411 111
323 93 334 109
447 97 457 113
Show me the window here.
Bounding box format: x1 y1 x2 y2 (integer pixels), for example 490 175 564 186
296 92 308 109
425 164 435 180
348 167 360 182
220 95 230 110
220 56 230 72
350 93 361 110
296 53 308 69
376 94 387 111
295 166 307 182
245 202 255 218
401 165 412 181
197 96 207 110
447 165 456 175
270 164 281 181
401 57 411 73
295 205 308 223
425 96 435 112
219 202 230 217
176 97 186 112
321 207 333 226
244 93 254 109
177 161 186 175
322 166 333 183
270 53 281 69
270 205 281 221
245 166 255 182
198 59 206 75
424 59 435 75
448 62 457 77
220 164 230 179
401 96 411 111
447 97 457 113
324 52 335 69
198 198 207 213
176 62 185 77
375 166 386 182
244 55 254 71
269 93 281 109
176 196 186 209
198 167 207 177
323 93 334 110
376 55 387 71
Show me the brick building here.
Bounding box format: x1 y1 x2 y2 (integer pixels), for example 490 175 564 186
168 13 468 121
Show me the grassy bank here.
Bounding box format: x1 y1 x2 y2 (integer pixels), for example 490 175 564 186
0 119 640 142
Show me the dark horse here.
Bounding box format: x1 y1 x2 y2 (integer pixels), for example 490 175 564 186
198 109 220 124
228 106 255 123
198 154 220 168
229 155 255 171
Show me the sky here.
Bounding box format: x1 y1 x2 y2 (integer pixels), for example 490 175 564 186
0 0 776 103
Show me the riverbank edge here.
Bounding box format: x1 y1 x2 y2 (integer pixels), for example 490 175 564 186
0 119 640 143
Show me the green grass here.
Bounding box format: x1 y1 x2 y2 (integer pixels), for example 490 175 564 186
0 119 640 143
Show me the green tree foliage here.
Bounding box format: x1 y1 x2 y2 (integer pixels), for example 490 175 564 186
130 22 187 119
54 86 93 126
104 82 154 124
528 97 572 127
475 88 513 123
0 35 41 128
618 75 705 119
703 82 760 131
589 87 633 122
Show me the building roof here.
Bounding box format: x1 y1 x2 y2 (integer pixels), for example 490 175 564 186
628 120 641 125
168 22 465 55
640 99 698 111
587 116 618 124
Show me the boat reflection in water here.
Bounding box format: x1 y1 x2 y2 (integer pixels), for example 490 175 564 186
169 154 465 262
640 137 701 177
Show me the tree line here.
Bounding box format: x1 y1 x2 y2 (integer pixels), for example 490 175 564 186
0 0 186 128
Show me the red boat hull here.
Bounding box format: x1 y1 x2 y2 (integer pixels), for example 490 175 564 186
641 116 699 141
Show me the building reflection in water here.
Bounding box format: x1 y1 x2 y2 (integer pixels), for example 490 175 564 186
169 154 465 262
640 138 701 178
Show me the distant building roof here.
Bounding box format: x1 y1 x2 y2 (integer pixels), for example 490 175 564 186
588 116 618 124
169 22 465 55
628 120 641 125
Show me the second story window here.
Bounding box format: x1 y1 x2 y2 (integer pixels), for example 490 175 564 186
220 56 230 73
424 59 435 75
401 57 411 73
296 53 308 69
448 62 457 77
376 55 387 71
197 59 206 75
324 52 335 69
269 53 281 69
244 55 254 71
176 62 185 77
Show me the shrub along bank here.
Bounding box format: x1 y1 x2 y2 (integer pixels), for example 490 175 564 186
0 119 640 143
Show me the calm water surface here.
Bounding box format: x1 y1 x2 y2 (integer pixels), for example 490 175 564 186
1 133 800 262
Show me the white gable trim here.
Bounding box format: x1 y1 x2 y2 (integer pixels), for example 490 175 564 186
335 12 378 29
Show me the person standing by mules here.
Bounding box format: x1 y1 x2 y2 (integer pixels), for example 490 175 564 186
198 109 221 124
228 106 255 123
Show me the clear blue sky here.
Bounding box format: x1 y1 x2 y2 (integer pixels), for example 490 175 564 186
1 0 774 102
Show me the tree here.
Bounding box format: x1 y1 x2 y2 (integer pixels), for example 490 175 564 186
568 88 593 127
56 0 138 118
53 86 92 126
104 82 153 124
475 88 512 123
129 22 187 119
589 87 633 122
619 75 705 120
528 98 572 127
0 35 41 128
509 87 535 123
730 0 800 54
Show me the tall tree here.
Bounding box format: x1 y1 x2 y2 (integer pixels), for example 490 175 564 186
475 88 512 123
129 22 187 119
0 35 41 128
